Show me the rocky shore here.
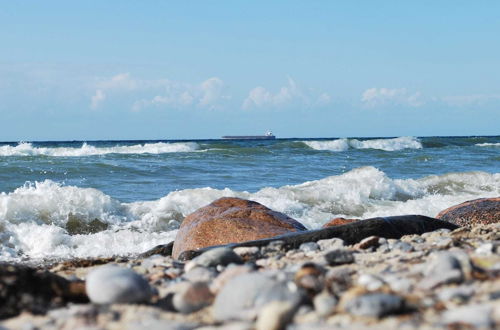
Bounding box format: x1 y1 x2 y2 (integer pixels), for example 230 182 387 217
1 197 499 329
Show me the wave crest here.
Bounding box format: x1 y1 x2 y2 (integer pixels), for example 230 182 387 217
303 136 423 152
0 142 200 157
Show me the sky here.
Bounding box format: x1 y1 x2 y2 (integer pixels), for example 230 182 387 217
0 1 499 141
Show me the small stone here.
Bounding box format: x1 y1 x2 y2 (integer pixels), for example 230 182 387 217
325 268 353 294
299 242 320 252
437 285 474 302
344 293 405 318
355 236 380 250
183 266 217 283
476 242 494 255
313 291 338 317
86 265 152 304
187 247 243 271
317 238 345 251
420 252 464 289
294 263 325 295
392 241 414 252
211 265 255 294
357 274 385 291
441 304 493 328
213 272 302 321
172 281 214 314
256 301 297 330
434 237 453 249
324 249 354 266
233 246 260 258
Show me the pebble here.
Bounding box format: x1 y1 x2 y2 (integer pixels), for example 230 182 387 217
210 264 255 294
343 293 405 318
299 242 320 253
233 246 260 258
441 304 493 328
86 265 152 304
357 274 385 291
183 266 217 283
355 236 380 250
476 242 494 255
420 252 464 289
186 247 243 271
213 272 302 321
172 281 214 314
437 285 474 302
313 291 338 317
317 238 344 251
391 241 414 252
324 249 354 266
256 301 297 330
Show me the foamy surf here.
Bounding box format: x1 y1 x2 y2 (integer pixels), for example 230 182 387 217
303 136 423 151
1 167 498 261
0 141 200 157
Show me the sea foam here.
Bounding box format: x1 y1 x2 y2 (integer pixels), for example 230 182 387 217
303 136 423 152
1 167 499 261
0 141 200 157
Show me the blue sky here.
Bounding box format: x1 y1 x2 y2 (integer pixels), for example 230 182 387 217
1 1 499 140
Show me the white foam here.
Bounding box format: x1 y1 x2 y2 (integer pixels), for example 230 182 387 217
0 142 200 157
476 143 500 147
303 136 423 152
1 167 499 261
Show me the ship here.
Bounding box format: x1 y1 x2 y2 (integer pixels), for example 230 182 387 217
222 131 276 140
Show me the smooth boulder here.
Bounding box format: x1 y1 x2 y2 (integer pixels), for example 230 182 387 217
172 197 307 259
436 197 500 226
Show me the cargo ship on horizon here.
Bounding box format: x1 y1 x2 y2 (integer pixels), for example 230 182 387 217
222 131 276 140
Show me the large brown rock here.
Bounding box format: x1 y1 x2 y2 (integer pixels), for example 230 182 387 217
436 197 500 226
172 197 307 259
322 217 359 228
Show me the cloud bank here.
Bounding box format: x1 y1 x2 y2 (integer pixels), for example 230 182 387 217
361 87 423 107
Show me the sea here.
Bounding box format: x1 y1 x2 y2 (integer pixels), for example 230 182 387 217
0 136 499 262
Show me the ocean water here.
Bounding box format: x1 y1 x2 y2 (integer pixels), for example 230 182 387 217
0 136 499 262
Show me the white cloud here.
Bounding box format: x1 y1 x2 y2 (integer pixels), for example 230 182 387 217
361 87 423 107
90 89 106 109
243 77 330 109
91 73 228 111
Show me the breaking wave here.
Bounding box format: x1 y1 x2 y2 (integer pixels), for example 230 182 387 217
303 136 423 152
476 143 500 147
1 166 498 261
0 142 200 157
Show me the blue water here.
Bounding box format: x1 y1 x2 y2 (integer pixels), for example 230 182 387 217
0 135 498 260
1 136 498 202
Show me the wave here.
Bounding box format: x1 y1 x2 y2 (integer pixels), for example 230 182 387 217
0 142 200 157
1 167 499 260
476 143 500 147
303 136 423 152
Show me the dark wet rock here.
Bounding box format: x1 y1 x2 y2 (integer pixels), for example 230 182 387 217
343 293 406 318
0 263 88 319
139 241 174 258
321 217 359 228
213 272 303 321
172 281 214 314
324 249 355 266
179 215 459 261
172 197 307 258
436 197 500 226
86 265 152 304
66 213 108 235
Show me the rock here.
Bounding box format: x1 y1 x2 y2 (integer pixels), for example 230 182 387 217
172 282 214 314
355 236 380 250
256 301 298 330
437 285 474 302
343 293 406 318
172 197 307 258
0 263 88 319
436 197 500 226
186 247 243 271
317 238 345 251
299 242 320 252
210 265 255 294
391 241 414 252
213 272 302 321
324 249 355 266
357 274 385 291
66 213 108 235
139 241 174 258
85 265 152 304
419 252 464 289
441 304 494 328
294 263 325 295
321 217 359 228
313 291 338 317
183 266 218 283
